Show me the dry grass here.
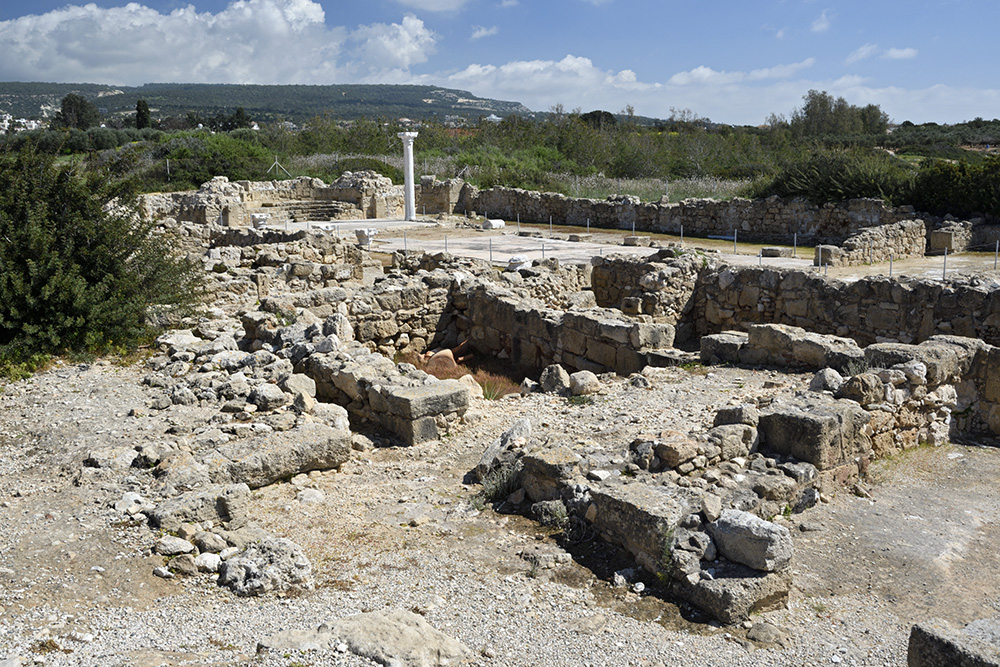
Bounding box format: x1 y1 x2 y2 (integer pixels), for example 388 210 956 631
397 350 521 400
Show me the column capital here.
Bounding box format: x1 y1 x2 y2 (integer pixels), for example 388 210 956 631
397 131 419 142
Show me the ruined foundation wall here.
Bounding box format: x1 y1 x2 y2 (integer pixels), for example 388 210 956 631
432 180 917 244
689 267 1000 348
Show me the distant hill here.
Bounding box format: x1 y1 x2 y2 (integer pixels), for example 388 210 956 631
0 82 534 123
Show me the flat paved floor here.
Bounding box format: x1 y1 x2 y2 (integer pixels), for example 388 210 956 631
267 216 1000 284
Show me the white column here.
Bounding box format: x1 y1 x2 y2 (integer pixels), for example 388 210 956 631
398 131 418 221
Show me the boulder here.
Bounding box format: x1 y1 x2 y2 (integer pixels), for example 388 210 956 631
476 417 531 481
539 364 571 394
673 564 792 625
708 509 793 572
248 383 289 411
217 537 313 596
147 484 251 532
569 370 601 396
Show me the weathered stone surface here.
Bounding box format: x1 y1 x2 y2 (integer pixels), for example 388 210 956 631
258 609 471 666
758 394 871 470
385 380 470 420
709 509 793 572
810 368 845 393
707 424 758 460
586 483 697 574
209 423 351 489
673 564 792 625
217 537 313 596
713 404 760 428
570 370 601 396
700 332 747 365
908 617 1000 667
148 483 251 532
539 364 572 394
476 418 531 481
836 372 884 405
247 383 289 411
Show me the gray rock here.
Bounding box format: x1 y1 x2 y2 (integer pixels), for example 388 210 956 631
209 422 351 489
758 394 871 471
154 535 196 556
569 370 601 396
714 404 760 428
809 368 845 393
147 483 251 532
217 537 313 596
248 383 289 411
194 552 222 573
169 553 198 576
748 621 792 647
908 617 1000 667
709 509 793 572
194 531 228 553
258 608 470 666
476 417 531 481
539 364 572 394
280 373 316 398
673 563 792 625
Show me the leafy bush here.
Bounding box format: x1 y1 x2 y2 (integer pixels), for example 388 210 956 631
912 156 1000 218
0 144 204 369
748 149 916 205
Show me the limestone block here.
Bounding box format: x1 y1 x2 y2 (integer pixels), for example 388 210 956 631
210 423 351 488
630 322 676 350
758 394 871 470
385 380 470 420
713 404 760 428
836 372 884 406
148 483 251 532
700 332 747 365
908 617 1000 667
655 437 700 468
708 509 792 572
520 446 582 502
672 565 792 625
707 424 758 460
587 482 695 572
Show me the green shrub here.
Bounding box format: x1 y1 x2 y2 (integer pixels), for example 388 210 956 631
749 149 916 205
0 143 204 371
912 155 1000 218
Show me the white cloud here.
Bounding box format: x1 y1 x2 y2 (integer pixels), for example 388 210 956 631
0 1 441 84
811 9 831 33
500 0 519 6
884 47 918 60
395 0 470 11
351 15 436 70
471 25 498 40
668 59 814 86
846 43 879 64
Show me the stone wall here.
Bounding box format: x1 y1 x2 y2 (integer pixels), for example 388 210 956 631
421 178 918 245
814 219 928 267
141 173 404 227
689 266 1000 348
454 281 675 375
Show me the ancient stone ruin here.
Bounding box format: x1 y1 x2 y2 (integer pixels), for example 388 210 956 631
31 176 1000 663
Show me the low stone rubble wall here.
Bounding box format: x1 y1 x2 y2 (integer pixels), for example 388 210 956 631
141 172 404 228
814 219 928 267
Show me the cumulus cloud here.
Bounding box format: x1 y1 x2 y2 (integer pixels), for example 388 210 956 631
668 59 814 86
0 1 441 84
351 15 436 70
500 0 519 6
471 25 498 40
846 43 879 64
811 9 831 33
884 47 918 60
395 0 470 11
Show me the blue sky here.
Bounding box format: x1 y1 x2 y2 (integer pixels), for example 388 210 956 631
0 0 997 125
